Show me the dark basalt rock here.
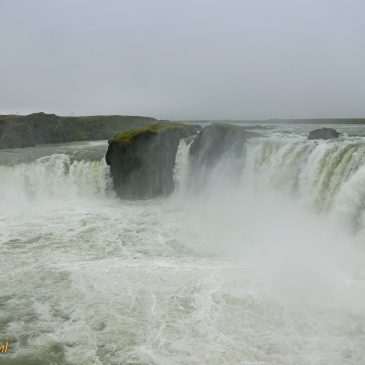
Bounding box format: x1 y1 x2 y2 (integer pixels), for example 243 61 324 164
105 123 199 199
0 112 158 149
189 122 259 168
308 127 339 140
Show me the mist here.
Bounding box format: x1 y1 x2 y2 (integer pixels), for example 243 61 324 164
1 0 365 120
175 140 365 313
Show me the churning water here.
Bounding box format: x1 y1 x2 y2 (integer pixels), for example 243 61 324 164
0 126 365 365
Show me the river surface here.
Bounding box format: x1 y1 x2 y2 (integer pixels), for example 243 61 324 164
0 124 365 365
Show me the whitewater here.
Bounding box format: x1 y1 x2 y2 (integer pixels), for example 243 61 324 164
0 124 365 365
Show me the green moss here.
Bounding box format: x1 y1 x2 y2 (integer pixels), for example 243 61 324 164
108 123 189 146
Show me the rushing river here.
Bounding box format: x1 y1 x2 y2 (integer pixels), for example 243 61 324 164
0 124 365 365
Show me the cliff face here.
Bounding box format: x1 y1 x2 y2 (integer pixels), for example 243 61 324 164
106 123 199 199
189 123 259 168
0 112 157 149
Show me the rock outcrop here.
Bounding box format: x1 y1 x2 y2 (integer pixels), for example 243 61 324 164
189 123 258 168
308 127 339 140
105 123 199 199
0 113 158 149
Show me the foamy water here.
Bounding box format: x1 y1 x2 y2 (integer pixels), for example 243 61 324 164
1 128 365 365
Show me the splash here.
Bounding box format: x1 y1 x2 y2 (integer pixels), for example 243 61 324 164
0 154 113 213
173 134 365 232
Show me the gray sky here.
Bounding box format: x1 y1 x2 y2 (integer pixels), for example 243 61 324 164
0 0 364 120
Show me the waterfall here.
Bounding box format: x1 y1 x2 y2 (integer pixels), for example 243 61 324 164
173 138 193 194
0 154 113 211
3 133 365 230
174 133 365 231
243 136 365 225
1 135 365 364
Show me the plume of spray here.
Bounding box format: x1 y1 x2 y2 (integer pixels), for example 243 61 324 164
173 135 365 315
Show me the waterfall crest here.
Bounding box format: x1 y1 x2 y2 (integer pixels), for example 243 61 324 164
0 154 113 210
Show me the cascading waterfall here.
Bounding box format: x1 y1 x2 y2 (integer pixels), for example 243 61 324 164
0 154 113 209
1 132 365 365
242 135 365 229
173 138 193 195
172 134 365 231
1 134 365 228
2 134 365 228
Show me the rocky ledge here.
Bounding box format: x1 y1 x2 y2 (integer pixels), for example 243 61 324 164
105 123 199 199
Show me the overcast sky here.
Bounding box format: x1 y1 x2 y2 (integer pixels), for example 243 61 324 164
0 0 364 120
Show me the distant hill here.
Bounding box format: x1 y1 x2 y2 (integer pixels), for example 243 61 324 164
179 118 365 125
0 113 158 149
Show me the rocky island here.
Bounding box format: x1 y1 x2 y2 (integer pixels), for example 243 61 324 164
106 123 199 198
308 127 340 140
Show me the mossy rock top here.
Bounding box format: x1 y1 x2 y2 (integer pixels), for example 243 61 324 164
108 123 194 147
204 122 261 134
106 122 200 198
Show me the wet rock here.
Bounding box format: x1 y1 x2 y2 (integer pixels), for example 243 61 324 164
308 127 339 140
189 122 258 167
105 123 199 199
